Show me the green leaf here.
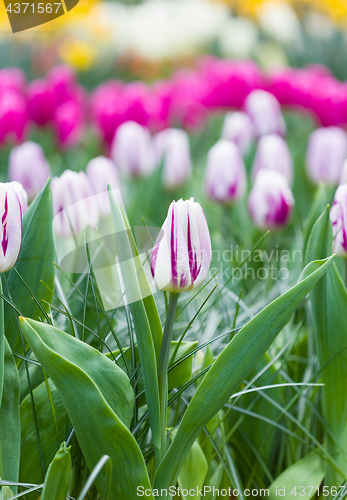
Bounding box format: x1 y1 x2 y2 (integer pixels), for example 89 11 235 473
154 256 334 491
305 206 347 487
178 440 208 500
19 317 153 500
41 442 72 500
108 187 161 461
4 181 55 354
0 337 20 493
20 379 69 493
77 455 112 500
0 278 4 404
269 452 326 500
303 183 327 250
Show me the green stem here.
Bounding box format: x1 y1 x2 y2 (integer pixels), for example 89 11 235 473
158 292 179 465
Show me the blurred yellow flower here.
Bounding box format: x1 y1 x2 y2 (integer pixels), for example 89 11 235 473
59 38 97 70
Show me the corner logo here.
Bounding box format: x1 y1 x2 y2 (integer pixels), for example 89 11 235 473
3 0 79 33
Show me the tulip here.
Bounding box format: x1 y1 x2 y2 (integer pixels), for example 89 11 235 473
248 170 294 230
151 198 211 293
27 79 56 126
221 111 255 155
0 91 28 145
340 159 347 185
0 67 26 94
330 184 347 257
306 127 347 185
244 89 286 137
51 170 99 238
9 141 51 201
86 156 122 216
54 101 84 149
48 65 76 105
252 134 294 185
0 182 22 273
111 121 157 178
7 181 28 214
154 129 192 189
204 140 247 204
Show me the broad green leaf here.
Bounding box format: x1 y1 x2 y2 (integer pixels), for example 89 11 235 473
0 486 14 500
108 188 161 460
0 279 4 404
0 337 20 492
178 440 208 500
20 317 153 500
269 452 326 500
41 442 71 500
20 379 69 493
154 256 334 491
5 181 55 354
305 206 347 487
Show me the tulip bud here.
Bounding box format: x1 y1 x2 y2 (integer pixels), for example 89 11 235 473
221 111 255 155
331 184 347 257
306 127 347 185
0 91 28 145
111 121 156 178
27 79 56 126
204 140 247 204
252 134 293 185
154 129 192 189
51 170 99 238
244 89 286 137
151 198 211 292
7 181 28 214
9 141 51 201
0 182 22 273
248 170 294 229
54 101 83 149
86 156 122 216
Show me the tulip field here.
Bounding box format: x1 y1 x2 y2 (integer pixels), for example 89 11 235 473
1 1 347 499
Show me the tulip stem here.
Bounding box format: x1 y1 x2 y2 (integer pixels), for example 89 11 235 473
158 292 179 465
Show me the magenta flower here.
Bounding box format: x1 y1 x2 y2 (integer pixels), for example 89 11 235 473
306 127 347 185
51 170 99 238
204 140 247 204
27 79 56 126
221 111 255 156
151 198 211 292
252 134 293 185
244 89 286 138
330 184 347 257
48 65 76 105
9 141 51 202
0 91 28 145
86 156 122 216
0 182 22 273
54 101 84 149
154 129 192 190
111 121 156 178
0 67 26 94
248 170 294 230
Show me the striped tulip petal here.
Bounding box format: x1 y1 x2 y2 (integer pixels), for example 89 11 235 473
0 183 22 273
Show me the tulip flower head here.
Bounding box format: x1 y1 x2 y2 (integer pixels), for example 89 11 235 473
340 159 347 185
151 198 211 293
306 127 347 186
154 128 192 190
111 121 157 178
244 89 286 138
51 170 99 238
86 156 122 216
0 91 28 145
7 181 28 214
252 134 294 185
9 141 51 202
330 184 347 257
0 182 22 273
204 140 247 204
248 170 294 230
221 111 255 155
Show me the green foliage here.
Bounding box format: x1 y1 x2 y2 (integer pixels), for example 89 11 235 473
41 442 72 500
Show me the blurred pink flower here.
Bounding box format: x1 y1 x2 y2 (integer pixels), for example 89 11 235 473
0 90 28 145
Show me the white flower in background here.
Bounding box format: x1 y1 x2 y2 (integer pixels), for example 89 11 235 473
221 111 255 156
217 17 258 59
256 0 302 47
303 12 335 41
